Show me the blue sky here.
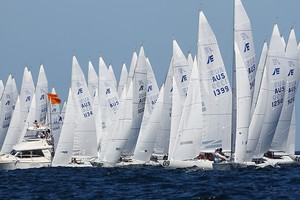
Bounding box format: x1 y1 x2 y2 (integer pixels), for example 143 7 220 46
0 0 300 149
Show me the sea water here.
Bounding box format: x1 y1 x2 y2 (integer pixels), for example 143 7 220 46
0 162 299 199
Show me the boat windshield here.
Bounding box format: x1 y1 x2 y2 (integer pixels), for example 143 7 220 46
15 150 45 158
24 129 50 139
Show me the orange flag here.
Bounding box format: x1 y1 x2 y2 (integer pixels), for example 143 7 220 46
47 93 61 104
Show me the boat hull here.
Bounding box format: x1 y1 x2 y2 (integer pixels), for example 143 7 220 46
158 159 213 170
0 152 52 170
289 154 300 163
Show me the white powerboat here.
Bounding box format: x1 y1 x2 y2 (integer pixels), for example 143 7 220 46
0 125 54 170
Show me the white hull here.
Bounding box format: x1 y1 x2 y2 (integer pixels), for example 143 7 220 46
62 156 95 167
263 155 295 165
64 163 93 168
289 154 300 163
0 154 51 170
90 158 160 167
158 159 213 170
115 159 160 167
254 155 295 168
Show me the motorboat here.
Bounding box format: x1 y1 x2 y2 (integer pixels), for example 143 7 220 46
0 124 54 170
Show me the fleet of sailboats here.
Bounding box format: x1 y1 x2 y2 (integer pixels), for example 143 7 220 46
0 0 299 170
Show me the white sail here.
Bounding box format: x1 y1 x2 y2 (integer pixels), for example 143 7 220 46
271 28 299 152
1 96 21 153
133 57 160 152
187 52 194 69
171 56 203 160
234 0 256 98
2 68 35 151
233 0 256 162
281 36 286 47
98 57 120 159
172 40 191 97
168 77 181 160
154 59 173 155
167 40 191 158
126 52 138 92
18 93 37 143
35 65 48 124
285 105 296 155
19 68 35 137
60 101 67 122
251 42 268 115
11 77 18 106
123 46 148 155
88 60 98 100
49 88 62 152
102 82 133 166
0 75 16 147
52 88 75 166
71 56 97 158
233 42 252 162
108 64 118 90
0 80 4 99
245 58 268 161
131 81 163 163
118 63 128 97
92 90 102 156
254 24 286 158
197 11 232 152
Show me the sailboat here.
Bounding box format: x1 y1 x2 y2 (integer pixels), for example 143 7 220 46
91 53 138 167
0 75 17 148
167 40 191 161
252 24 287 160
122 46 148 156
159 56 214 169
92 82 133 167
232 0 256 165
245 43 269 162
197 11 232 170
264 28 299 165
0 68 35 154
97 56 121 161
53 56 97 167
153 59 173 158
52 88 75 167
126 55 160 164
130 84 164 164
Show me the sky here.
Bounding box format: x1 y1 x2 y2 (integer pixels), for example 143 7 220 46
0 0 300 149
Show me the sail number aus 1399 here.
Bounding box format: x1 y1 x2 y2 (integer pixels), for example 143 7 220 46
213 86 230 96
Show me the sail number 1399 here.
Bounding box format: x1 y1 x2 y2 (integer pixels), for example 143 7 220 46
213 86 230 96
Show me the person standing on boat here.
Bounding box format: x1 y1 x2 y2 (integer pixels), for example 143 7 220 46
34 120 40 128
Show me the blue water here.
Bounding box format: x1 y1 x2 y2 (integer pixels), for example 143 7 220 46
0 163 300 200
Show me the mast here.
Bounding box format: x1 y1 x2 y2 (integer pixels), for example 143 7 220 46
231 0 236 161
